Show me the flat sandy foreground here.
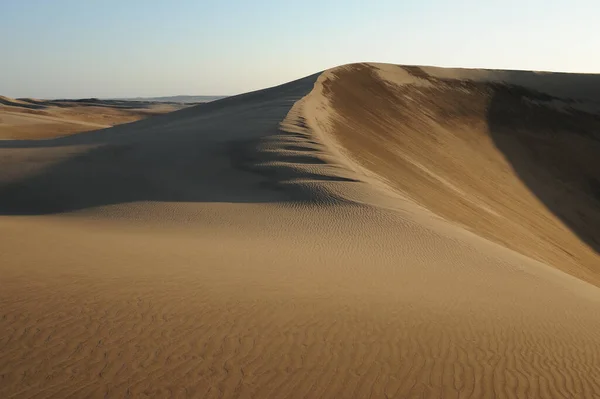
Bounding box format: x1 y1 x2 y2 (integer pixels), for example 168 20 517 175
1 63 600 398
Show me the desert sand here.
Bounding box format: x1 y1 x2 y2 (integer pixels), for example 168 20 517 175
0 96 185 140
1 63 600 398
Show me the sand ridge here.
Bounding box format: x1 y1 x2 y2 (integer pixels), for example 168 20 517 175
1 63 600 398
316 63 600 285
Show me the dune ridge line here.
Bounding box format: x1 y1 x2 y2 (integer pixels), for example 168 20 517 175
1 63 600 398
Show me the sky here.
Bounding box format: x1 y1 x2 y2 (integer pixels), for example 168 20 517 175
1 0 598 98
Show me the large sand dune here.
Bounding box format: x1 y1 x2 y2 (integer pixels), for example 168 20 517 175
1 63 600 398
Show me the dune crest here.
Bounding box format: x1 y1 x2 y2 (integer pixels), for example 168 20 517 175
308 63 600 285
2 63 600 398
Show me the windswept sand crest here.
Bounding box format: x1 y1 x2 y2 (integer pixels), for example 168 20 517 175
1 64 600 398
317 63 600 285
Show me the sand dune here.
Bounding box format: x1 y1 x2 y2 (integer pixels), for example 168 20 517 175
0 96 184 140
1 63 600 398
321 63 600 286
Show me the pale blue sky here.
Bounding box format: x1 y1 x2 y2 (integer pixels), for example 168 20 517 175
1 0 598 98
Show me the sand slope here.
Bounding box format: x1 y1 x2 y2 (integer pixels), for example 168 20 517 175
1 64 600 398
320 63 600 286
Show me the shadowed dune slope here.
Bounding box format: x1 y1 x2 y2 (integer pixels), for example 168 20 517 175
0 73 348 212
2 64 600 398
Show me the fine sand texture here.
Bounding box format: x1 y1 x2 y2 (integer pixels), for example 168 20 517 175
1 63 600 398
0 96 184 140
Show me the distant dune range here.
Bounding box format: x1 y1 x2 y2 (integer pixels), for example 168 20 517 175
1 63 600 398
116 95 226 103
0 96 189 139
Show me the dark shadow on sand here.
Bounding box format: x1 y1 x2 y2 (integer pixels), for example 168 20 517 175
402 64 600 256
485 80 600 255
0 73 327 214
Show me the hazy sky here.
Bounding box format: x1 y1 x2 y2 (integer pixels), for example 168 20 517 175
1 0 598 98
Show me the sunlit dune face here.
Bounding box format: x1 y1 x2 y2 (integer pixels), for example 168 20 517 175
321 63 600 285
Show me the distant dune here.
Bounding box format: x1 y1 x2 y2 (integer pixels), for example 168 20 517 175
1 63 600 398
0 96 185 139
116 95 227 103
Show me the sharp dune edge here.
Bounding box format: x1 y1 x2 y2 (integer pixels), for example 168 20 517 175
1 63 600 398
